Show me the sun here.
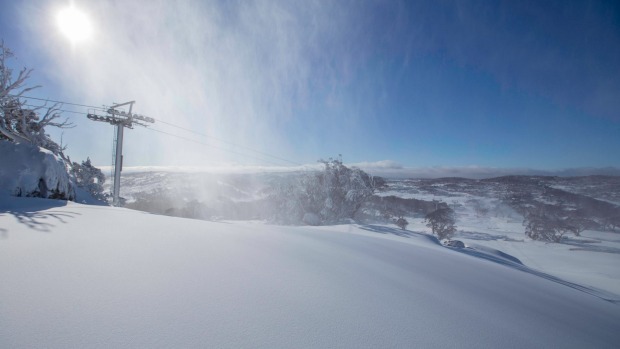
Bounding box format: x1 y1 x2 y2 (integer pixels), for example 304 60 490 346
56 6 93 43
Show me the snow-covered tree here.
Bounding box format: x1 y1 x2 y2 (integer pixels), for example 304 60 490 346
0 41 73 154
314 157 377 222
269 157 382 225
602 214 620 232
522 209 586 243
72 158 106 201
395 216 408 230
424 207 457 240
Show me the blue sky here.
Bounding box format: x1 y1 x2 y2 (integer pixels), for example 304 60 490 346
1 0 619 171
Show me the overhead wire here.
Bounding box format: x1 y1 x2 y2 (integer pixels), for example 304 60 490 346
151 118 302 166
7 94 108 111
4 102 97 116
7 94 303 166
145 127 289 167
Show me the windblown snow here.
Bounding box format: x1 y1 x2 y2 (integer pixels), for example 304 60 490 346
1 197 619 348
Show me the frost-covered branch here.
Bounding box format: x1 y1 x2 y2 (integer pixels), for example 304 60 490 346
0 41 72 154
39 102 74 129
0 41 40 100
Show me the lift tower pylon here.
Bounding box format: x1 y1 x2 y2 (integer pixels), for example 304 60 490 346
87 101 154 206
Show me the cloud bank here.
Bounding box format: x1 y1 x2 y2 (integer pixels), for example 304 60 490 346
113 161 620 180
352 161 620 179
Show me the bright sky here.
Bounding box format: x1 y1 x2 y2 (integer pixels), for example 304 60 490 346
1 0 619 171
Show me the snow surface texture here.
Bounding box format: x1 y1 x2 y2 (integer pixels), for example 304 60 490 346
381 180 620 296
1 196 620 348
111 171 620 296
0 140 74 199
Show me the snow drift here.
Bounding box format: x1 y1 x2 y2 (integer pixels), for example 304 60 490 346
1 197 619 348
0 140 75 200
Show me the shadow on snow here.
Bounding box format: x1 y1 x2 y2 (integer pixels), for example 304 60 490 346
458 230 524 242
561 237 620 255
0 198 80 233
358 224 442 245
454 244 620 304
358 224 620 304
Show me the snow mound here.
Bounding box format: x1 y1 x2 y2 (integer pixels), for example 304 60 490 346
0 140 75 200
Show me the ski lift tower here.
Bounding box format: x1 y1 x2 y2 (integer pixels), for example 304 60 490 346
87 101 154 206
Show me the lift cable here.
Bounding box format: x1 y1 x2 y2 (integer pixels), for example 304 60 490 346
7 94 303 166
145 127 294 167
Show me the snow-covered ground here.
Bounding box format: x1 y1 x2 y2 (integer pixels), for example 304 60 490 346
382 183 620 297
111 170 620 296
412 217 620 295
1 196 619 348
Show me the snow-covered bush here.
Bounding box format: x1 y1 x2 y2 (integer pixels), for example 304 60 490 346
71 158 106 201
269 158 381 225
0 140 75 200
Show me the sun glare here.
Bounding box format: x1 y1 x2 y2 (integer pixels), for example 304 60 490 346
56 6 92 43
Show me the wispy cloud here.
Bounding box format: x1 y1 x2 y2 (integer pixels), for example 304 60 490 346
20 0 367 166
13 0 619 170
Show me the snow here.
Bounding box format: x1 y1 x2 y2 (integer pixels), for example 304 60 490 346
379 179 620 296
454 217 620 296
407 216 620 297
0 140 74 200
1 196 620 348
